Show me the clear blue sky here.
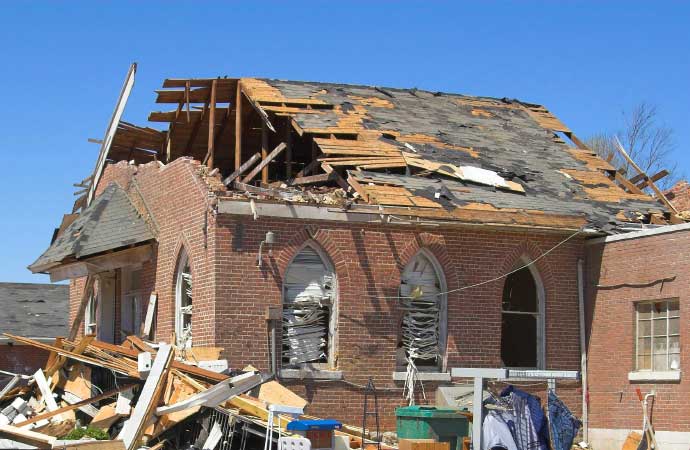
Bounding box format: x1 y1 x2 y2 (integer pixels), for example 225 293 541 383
1 2 688 283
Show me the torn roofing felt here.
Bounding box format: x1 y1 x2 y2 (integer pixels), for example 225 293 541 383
0 282 68 339
29 183 155 273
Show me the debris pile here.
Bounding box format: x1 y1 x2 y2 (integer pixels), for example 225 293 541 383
0 334 387 450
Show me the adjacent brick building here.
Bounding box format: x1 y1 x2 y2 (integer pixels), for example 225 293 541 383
586 224 690 450
28 73 681 433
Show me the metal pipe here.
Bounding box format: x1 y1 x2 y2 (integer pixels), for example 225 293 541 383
577 258 589 443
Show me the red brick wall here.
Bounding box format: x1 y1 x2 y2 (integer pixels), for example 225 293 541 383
213 216 584 428
586 229 690 433
0 345 50 374
67 158 585 430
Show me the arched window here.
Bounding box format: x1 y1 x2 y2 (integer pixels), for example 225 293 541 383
399 250 447 369
501 259 545 368
175 249 193 348
282 244 337 367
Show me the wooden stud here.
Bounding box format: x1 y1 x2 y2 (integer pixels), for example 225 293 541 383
285 119 293 178
223 153 262 186
636 170 669 190
184 81 191 123
187 103 208 155
261 121 269 183
14 384 137 427
242 143 287 184
321 163 350 192
290 173 335 186
206 79 217 168
614 172 644 195
234 80 243 169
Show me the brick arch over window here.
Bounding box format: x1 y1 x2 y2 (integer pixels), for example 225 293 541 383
398 232 461 292
497 240 555 369
276 227 350 285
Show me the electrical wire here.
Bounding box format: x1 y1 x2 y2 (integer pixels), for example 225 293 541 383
376 228 583 300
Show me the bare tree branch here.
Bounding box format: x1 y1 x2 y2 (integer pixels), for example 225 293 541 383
585 102 681 190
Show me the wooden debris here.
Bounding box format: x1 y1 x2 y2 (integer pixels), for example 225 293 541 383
0 424 56 448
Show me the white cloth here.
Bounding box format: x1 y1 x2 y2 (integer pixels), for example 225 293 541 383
482 412 518 450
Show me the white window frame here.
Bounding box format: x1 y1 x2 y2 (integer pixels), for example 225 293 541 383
84 281 98 335
121 265 143 339
398 249 448 372
634 299 680 373
175 249 193 348
281 242 338 370
500 256 546 370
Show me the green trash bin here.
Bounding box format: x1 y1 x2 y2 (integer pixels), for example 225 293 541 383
395 406 470 450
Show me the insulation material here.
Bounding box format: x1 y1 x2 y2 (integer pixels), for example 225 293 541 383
400 254 441 363
283 247 334 365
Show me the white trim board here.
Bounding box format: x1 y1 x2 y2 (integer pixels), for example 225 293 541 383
587 222 690 245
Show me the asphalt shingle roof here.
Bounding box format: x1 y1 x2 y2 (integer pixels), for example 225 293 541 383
29 183 154 272
0 282 69 339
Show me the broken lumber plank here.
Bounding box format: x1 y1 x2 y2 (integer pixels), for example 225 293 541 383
4 335 136 377
143 294 157 339
223 152 261 186
321 163 350 191
15 383 138 427
294 159 321 178
117 344 174 450
52 440 126 450
290 173 335 186
34 369 62 421
636 169 669 189
89 340 229 382
242 143 287 183
0 425 56 448
155 372 266 416
613 137 678 214
90 404 123 431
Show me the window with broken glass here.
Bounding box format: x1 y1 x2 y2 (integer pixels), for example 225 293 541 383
175 250 193 348
282 246 336 368
399 252 445 370
635 300 680 372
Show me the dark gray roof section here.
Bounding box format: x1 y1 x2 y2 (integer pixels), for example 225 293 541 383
263 79 667 230
29 183 155 272
0 282 69 339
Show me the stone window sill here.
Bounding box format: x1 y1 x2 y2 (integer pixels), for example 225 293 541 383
279 368 343 380
392 371 451 382
628 370 681 382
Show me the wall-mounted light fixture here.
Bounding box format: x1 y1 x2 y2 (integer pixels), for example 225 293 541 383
257 231 275 268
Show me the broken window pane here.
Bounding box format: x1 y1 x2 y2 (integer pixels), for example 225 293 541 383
283 246 334 366
175 251 193 347
501 266 540 368
399 253 443 367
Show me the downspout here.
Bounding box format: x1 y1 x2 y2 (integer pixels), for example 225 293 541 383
577 258 589 442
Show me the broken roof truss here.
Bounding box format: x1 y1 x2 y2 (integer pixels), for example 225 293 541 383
77 71 682 232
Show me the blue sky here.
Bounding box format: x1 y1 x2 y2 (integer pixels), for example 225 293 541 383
1 2 688 283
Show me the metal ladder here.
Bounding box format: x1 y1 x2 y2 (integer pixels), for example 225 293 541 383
362 377 382 450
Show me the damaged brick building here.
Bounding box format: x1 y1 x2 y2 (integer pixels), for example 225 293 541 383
28 66 681 434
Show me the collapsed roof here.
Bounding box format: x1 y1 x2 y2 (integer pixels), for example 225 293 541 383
74 72 680 232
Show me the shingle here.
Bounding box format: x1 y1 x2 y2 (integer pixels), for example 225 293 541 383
0 282 69 338
29 183 154 272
